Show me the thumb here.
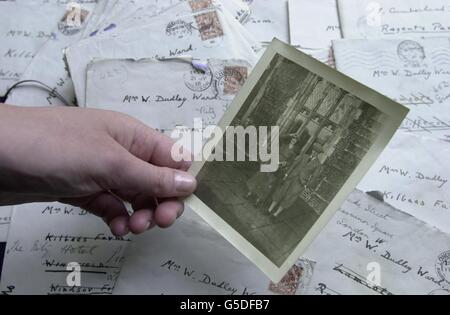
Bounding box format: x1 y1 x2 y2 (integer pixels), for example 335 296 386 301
110 152 197 198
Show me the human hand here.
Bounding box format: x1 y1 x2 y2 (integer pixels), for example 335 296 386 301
0 104 197 236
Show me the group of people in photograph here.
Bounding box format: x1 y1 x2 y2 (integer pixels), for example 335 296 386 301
245 116 329 218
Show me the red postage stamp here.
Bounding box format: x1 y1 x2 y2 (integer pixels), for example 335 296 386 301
189 0 213 11
268 265 303 295
223 66 248 95
195 11 224 41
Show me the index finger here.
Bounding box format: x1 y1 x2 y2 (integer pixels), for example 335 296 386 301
106 112 193 171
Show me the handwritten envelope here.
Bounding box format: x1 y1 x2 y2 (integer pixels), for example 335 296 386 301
5 1 99 107
85 58 252 133
333 37 450 140
357 132 450 235
241 0 290 44
115 210 315 295
338 0 450 39
289 0 341 50
0 203 129 295
0 1 70 95
88 0 250 37
88 1 212 37
66 5 260 107
304 189 450 295
115 213 276 295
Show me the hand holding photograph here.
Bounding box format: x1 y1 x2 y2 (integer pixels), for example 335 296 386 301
186 39 409 282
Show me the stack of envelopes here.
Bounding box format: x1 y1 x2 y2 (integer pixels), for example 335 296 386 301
2 0 450 296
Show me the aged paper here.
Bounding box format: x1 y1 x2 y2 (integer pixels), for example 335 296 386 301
0 203 129 295
357 133 450 234
6 1 99 107
0 1 84 95
66 5 259 107
186 39 408 282
303 189 450 295
333 38 450 141
338 0 450 39
85 58 251 133
242 0 290 44
289 0 341 50
114 211 315 295
88 0 251 37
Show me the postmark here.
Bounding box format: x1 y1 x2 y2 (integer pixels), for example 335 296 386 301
184 67 213 92
189 0 214 11
436 250 450 286
268 264 303 295
166 20 194 39
58 6 90 36
194 11 224 41
92 64 128 92
397 40 426 68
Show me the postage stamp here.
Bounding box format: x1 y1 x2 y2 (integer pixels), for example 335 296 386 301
213 65 248 101
166 20 194 39
194 11 224 41
189 0 213 11
223 66 248 95
58 6 90 36
268 264 303 295
436 250 450 286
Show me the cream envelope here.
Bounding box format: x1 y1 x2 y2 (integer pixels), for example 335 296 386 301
114 210 315 295
0 203 129 295
6 1 100 107
289 0 341 50
85 58 252 132
0 1 73 95
357 132 450 234
66 6 259 107
303 189 450 295
333 38 450 141
82 0 112 37
338 0 450 39
242 0 290 44
87 0 250 38
226 0 252 23
87 1 197 37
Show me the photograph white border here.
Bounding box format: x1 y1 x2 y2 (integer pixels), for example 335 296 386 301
186 38 409 282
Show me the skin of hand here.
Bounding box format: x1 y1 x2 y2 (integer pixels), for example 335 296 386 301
0 104 197 236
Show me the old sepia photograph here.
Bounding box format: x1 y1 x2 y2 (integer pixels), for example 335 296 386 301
187 39 408 282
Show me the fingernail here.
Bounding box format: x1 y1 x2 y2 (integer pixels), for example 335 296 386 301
175 172 197 193
144 221 151 231
112 224 129 237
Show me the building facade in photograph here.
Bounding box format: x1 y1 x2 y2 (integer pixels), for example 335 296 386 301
196 54 387 267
